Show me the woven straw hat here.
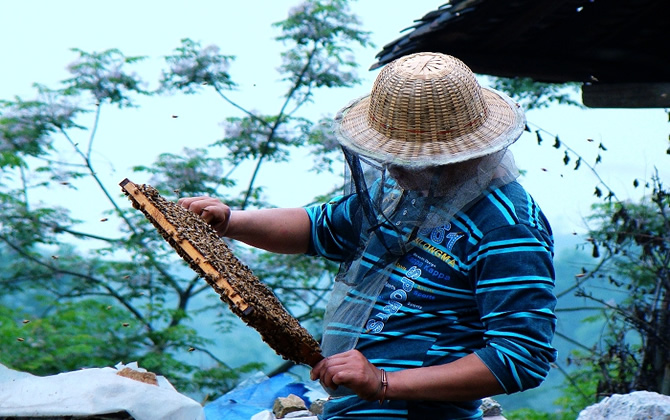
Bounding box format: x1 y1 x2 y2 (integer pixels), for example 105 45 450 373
334 52 526 168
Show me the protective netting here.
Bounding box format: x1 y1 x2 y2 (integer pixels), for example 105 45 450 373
320 147 520 359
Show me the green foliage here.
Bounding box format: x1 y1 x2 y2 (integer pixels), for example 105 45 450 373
159 38 236 95
506 408 563 420
63 48 149 107
0 91 86 167
574 173 670 396
214 115 303 165
549 350 603 418
0 298 145 375
0 0 370 401
487 76 582 111
252 251 338 324
299 116 342 174
542 172 670 417
274 0 372 96
133 148 235 198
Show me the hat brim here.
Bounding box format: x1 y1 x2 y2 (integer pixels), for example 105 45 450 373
334 88 526 168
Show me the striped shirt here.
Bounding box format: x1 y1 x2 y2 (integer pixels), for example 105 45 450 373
305 181 557 420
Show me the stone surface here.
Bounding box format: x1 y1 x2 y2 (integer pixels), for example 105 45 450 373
577 391 670 420
273 394 308 418
481 397 503 416
116 367 158 386
308 398 326 415
284 409 314 418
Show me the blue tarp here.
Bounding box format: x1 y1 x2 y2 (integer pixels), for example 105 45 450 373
203 373 311 420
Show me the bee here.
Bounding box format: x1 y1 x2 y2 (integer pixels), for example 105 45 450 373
122 322 130 327
100 218 109 222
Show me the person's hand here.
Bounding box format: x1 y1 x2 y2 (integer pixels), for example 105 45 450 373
310 349 383 401
178 196 231 237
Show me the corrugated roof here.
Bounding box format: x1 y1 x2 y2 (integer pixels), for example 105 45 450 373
372 0 670 84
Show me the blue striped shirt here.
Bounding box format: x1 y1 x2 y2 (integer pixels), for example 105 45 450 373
305 181 557 420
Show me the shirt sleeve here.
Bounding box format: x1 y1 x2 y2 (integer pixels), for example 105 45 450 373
304 194 361 262
470 223 558 394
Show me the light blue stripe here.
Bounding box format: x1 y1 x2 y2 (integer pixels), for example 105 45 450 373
427 350 470 357
477 282 554 293
486 331 553 350
451 215 481 244
345 408 408 416
368 358 424 367
525 191 539 229
480 237 542 249
491 342 548 380
474 245 549 263
487 190 516 224
481 308 555 322
478 275 553 286
431 344 468 351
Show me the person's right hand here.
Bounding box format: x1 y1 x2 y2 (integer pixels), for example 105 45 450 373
178 196 231 237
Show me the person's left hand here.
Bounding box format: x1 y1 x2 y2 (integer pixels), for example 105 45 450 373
310 349 383 401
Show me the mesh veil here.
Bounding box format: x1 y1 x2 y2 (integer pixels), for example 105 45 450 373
320 146 520 360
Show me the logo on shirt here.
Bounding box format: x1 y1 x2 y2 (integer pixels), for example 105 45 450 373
364 265 421 334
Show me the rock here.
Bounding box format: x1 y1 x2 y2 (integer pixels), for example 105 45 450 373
577 390 670 420
273 394 308 418
481 397 503 417
309 398 326 415
284 409 314 418
116 367 158 386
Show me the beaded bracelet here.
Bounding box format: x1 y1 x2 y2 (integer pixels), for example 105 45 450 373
378 368 388 405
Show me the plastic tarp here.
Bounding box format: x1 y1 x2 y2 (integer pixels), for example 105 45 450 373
204 372 324 420
0 362 205 420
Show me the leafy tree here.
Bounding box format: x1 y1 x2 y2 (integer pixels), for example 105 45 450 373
0 0 369 400
566 172 669 395
494 73 669 418
506 122 669 419
487 76 582 111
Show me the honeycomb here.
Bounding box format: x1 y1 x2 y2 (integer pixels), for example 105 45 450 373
120 179 323 367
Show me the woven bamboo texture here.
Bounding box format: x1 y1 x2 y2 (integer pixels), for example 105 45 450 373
335 52 524 167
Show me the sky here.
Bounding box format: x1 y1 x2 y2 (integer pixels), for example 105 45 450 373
2 0 668 253
2 0 669 410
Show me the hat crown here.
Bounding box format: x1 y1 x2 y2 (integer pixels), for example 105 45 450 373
334 52 524 168
367 53 487 151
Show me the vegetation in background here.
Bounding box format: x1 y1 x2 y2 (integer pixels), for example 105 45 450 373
0 0 368 400
0 0 668 415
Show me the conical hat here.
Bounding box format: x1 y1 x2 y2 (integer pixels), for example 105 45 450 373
334 52 525 168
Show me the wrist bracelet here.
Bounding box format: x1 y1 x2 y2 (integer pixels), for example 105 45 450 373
378 368 388 405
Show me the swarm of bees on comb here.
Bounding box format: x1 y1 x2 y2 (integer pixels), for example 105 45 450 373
119 178 323 367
